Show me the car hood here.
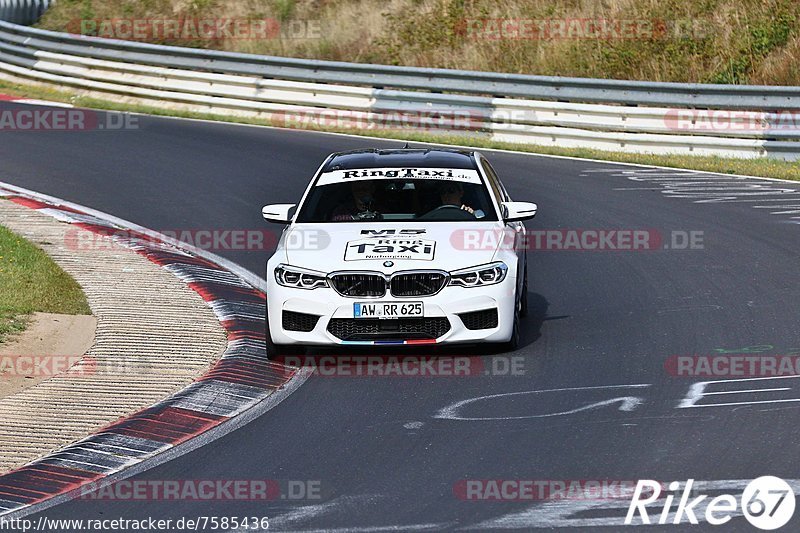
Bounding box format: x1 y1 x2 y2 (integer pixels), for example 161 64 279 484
281 222 505 274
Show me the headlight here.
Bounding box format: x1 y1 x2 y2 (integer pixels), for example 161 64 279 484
449 262 508 287
275 264 328 289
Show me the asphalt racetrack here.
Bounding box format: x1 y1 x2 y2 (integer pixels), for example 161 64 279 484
2 102 800 531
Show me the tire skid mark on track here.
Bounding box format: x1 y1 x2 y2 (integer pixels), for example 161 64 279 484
583 168 800 223
0 184 296 517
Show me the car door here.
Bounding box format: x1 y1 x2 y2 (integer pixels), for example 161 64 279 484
480 157 527 299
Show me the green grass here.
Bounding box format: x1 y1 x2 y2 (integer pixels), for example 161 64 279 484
1 77 799 182
0 223 91 343
35 0 800 85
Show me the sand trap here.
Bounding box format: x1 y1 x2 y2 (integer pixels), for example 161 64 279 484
0 312 95 398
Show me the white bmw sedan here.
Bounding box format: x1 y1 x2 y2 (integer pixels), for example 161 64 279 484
262 148 537 354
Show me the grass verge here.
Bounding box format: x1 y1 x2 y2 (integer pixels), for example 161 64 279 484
0 78 799 181
34 0 800 85
0 223 91 344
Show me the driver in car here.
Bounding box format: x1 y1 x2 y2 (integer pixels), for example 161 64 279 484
438 181 476 215
331 180 382 221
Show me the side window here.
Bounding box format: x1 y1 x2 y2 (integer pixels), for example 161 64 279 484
481 159 509 204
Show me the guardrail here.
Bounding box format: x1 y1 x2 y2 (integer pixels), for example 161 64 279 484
1 3 799 159
0 0 50 25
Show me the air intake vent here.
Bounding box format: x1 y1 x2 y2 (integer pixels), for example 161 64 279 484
390 272 447 297
327 318 450 341
458 308 499 330
282 310 321 332
330 273 386 297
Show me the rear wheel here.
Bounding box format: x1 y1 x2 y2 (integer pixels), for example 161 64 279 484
520 256 529 318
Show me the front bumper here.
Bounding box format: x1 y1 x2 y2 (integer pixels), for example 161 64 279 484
266 278 517 346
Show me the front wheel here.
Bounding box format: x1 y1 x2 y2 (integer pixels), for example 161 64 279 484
496 299 520 353
520 258 529 318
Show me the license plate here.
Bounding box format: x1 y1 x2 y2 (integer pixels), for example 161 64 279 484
354 302 423 319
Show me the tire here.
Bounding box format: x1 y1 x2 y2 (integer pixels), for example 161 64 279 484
520 257 529 318
497 295 520 353
500 310 520 352
494 257 525 352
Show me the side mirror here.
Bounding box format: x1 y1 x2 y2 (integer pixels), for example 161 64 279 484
262 204 296 224
501 201 537 222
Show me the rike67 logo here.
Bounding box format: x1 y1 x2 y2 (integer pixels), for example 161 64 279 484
626 477 795 529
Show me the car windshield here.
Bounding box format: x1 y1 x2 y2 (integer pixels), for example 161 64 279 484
296 174 498 223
